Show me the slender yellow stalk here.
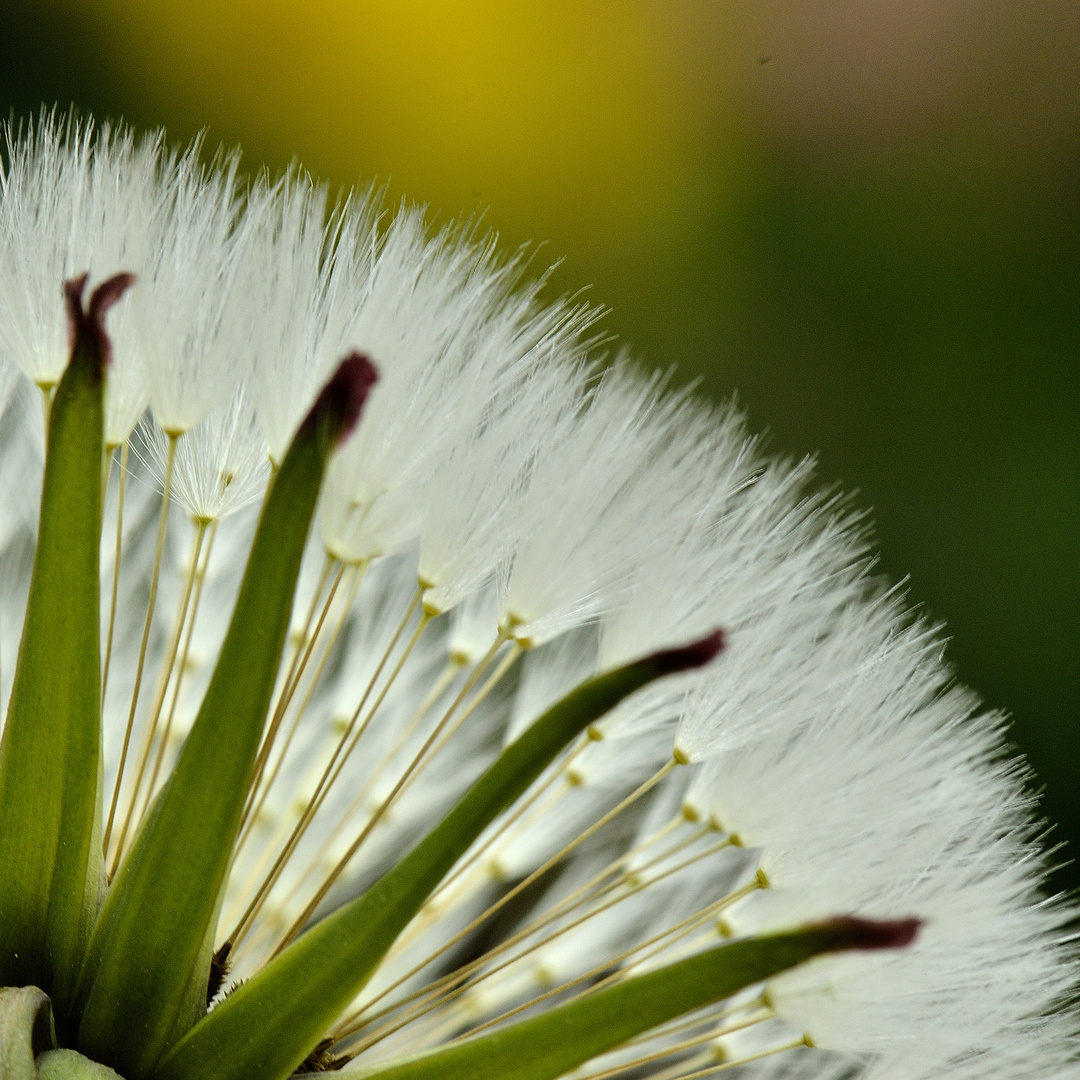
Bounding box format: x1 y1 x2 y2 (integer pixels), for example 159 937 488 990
101 440 129 705
337 769 690 1046
238 558 349 839
104 431 178 872
124 519 209 832
338 813 689 1037
238 562 363 852
140 519 218 811
268 629 510 955
270 657 466 920
638 1039 808 1080
228 589 426 953
347 831 731 1052
441 839 737 1043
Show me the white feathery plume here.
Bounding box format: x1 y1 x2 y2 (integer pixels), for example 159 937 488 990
596 398 759 669
582 403 776 744
683 616 977 891
418 352 592 618
498 363 698 646
672 495 877 762
320 213 535 563
414 295 604 622
756 852 1075 1080
126 140 249 435
675 610 1076 1080
0 113 157 395
143 389 270 522
0 114 160 445
924 1012 1080 1080
245 175 381 465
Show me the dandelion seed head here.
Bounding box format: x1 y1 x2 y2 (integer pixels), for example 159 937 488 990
0 117 1075 1080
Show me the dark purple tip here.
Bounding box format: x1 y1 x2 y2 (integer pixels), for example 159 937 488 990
64 271 135 373
306 352 379 446
819 916 922 952
89 272 136 325
64 274 90 352
648 629 726 676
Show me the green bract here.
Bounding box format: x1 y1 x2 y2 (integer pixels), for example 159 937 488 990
0 277 130 1026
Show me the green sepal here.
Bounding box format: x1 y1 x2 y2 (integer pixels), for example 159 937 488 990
152 633 724 1080
346 921 904 1080
37 1049 125 1080
0 276 131 1023
75 356 377 1079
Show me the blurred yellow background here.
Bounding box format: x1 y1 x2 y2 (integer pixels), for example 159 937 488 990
60 1 741 320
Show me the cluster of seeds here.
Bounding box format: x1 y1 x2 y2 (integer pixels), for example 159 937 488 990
0 113 1076 1080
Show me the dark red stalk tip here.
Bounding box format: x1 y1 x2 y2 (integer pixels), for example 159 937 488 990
64 273 90 322
64 271 136 372
820 916 922 952
89 272 137 324
308 352 379 446
649 628 726 676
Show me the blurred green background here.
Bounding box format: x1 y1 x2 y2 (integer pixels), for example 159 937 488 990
4 1 1077 883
